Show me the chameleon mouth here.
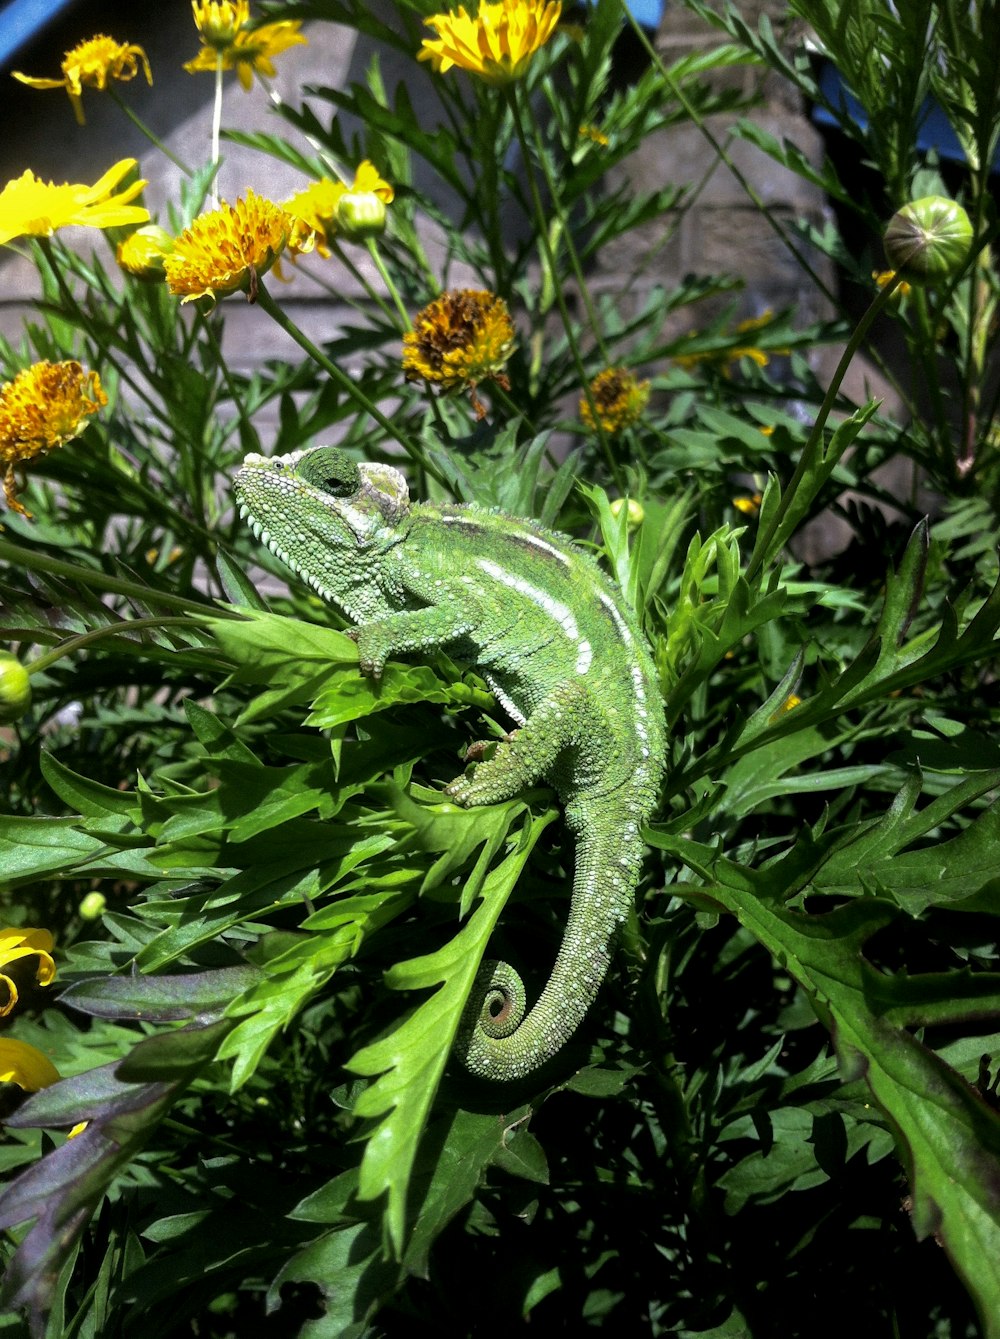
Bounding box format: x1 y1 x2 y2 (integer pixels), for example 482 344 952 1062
236 500 335 603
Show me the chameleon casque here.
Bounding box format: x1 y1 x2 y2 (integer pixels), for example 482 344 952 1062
234 444 666 1082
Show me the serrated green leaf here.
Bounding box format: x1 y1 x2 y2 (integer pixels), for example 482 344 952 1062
345 809 555 1256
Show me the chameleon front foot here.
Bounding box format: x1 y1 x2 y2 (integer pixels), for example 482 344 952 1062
462 730 518 764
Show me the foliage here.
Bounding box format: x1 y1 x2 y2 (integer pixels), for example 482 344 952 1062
0 0 999 1336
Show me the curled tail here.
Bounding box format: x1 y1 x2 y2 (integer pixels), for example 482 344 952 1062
457 802 646 1082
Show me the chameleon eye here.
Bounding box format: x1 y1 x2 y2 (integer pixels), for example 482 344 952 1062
296 446 361 497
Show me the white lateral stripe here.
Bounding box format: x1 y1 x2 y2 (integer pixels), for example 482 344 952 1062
442 513 572 566
477 557 580 641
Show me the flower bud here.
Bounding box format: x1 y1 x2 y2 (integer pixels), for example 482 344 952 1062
78 892 107 921
334 191 387 241
884 197 973 284
0 653 31 724
192 0 248 50
609 497 644 530
117 225 174 281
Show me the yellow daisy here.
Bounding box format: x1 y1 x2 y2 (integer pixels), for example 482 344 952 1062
0 160 149 247
0 927 57 1018
184 2 307 91
283 164 393 258
13 34 152 125
0 362 107 515
580 367 649 434
284 178 347 259
191 0 251 49
162 190 291 303
403 289 515 416
418 0 562 85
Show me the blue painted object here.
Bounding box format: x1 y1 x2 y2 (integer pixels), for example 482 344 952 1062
813 60 994 168
626 0 666 29
0 0 78 69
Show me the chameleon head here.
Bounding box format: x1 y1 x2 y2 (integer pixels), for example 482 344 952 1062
234 445 410 609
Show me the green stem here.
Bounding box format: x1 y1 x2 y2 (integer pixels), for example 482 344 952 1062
746 274 902 582
253 281 445 486
317 248 398 328
505 89 621 490
107 89 194 175
210 52 224 205
487 377 540 439
366 239 412 330
0 537 229 616
626 13 911 414
27 616 202 677
518 88 609 364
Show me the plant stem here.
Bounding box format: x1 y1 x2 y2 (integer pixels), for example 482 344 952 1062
107 89 194 175
0 538 228 616
253 282 445 486
746 274 902 581
210 52 224 206
28 616 202 676
366 239 412 330
505 88 622 490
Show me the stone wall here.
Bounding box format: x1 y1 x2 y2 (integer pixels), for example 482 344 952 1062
1 0 886 430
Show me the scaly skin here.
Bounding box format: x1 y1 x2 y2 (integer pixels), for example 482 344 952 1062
234 445 665 1082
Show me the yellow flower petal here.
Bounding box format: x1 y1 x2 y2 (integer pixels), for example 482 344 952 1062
0 362 106 514
0 1037 60 1090
191 0 251 49
419 0 562 84
403 290 515 396
580 367 649 434
13 34 152 125
0 159 149 247
184 11 307 89
283 178 346 258
163 190 290 303
351 161 394 205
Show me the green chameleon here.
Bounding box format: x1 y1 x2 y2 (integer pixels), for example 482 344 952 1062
234 445 665 1082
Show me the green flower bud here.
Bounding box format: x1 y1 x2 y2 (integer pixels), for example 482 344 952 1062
334 191 387 241
609 497 644 530
78 892 107 921
0 653 31 724
117 225 174 282
884 197 973 283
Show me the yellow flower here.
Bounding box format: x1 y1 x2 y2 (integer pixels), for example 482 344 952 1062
732 492 763 516
674 311 788 373
0 1037 59 1091
12 34 152 125
162 190 291 304
403 289 515 416
184 3 307 91
0 928 56 1018
0 362 107 515
283 164 393 259
191 0 250 49
284 178 346 259
116 224 174 280
0 160 149 248
580 367 650 434
873 268 912 300
418 0 562 84
578 123 609 147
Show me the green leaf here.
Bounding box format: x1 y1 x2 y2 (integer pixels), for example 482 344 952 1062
346 809 555 1256
39 753 139 819
711 887 1000 1334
